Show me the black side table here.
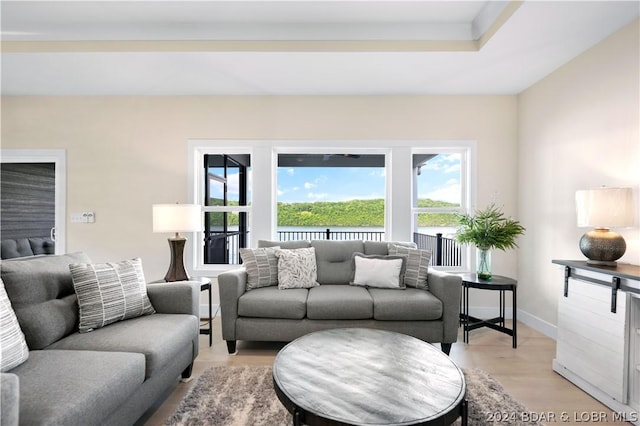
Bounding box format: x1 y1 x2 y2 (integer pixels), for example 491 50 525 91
198 277 213 347
151 277 212 347
459 273 517 348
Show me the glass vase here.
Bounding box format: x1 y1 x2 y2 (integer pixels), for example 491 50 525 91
476 248 492 281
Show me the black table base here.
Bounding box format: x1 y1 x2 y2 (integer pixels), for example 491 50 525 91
459 274 517 349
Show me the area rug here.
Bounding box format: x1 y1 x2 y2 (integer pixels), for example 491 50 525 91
166 365 541 426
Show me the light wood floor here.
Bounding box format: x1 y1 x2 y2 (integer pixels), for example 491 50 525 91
142 318 629 425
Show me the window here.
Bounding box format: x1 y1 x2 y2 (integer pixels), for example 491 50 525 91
276 153 386 241
412 150 471 268
203 154 251 265
189 140 474 274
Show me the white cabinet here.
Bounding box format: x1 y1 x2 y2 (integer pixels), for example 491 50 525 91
552 260 640 422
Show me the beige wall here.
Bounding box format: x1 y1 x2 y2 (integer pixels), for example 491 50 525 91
1 95 518 309
517 19 640 330
2 21 638 330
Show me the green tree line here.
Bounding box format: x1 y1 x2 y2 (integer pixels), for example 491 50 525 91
209 198 458 227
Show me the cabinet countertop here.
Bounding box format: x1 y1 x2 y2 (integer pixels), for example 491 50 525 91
552 259 640 281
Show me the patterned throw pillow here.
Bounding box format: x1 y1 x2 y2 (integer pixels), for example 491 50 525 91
240 247 280 290
387 244 431 290
274 248 320 289
0 278 29 372
350 253 407 289
69 258 156 333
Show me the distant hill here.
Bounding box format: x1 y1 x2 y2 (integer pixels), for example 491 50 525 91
277 199 458 227
208 198 459 227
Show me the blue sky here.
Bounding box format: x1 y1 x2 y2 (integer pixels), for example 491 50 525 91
277 167 385 203
276 153 461 204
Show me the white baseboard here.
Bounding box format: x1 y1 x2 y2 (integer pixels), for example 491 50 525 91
517 308 557 339
467 306 557 340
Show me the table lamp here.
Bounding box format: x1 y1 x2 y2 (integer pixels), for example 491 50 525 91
575 187 634 266
153 203 202 281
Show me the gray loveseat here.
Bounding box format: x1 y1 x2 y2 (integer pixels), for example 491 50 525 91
0 252 200 426
218 240 462 355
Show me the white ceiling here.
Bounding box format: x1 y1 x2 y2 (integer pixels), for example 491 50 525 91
1 1 639 96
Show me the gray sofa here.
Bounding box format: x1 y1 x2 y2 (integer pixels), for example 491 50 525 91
0 252 200 426
1 237 55 260
218 240 462 355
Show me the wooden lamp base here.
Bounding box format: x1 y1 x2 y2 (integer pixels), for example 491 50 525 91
164 237 190 282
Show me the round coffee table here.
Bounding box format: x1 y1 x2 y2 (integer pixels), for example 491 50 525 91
273 328 467 426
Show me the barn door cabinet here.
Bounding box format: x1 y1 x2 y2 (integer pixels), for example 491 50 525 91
552 260 640 424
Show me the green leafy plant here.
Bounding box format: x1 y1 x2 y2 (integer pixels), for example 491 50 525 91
455 204 525 250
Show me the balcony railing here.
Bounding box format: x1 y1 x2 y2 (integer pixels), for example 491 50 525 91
278 228 385 242
205 228 461 267
413 232 462 267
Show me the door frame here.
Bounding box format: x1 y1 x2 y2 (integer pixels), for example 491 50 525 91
1 149 66 254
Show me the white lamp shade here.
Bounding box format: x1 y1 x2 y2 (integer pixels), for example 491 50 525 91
576 187 634 228
152 204 202 233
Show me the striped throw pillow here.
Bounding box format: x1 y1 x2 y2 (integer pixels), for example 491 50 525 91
240 247 280 290
387 244 431 290
0 278 29 372
69 258 155 333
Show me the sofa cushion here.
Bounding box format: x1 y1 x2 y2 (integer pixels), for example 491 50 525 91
11 349 145 426
238 287 308 319
69 258 156 332
350 253 407 289
46 313 197 379
28 237 56 256
0 252 91 349
368 288 443 320
1 239 34 260
240 247 280 290
0 278 28 371
311 240 365 284
363 241 416 255
275 247 320 289
388 244 431 290
259 240 311 249
307 285 373 319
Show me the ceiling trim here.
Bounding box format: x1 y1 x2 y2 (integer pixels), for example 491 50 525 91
0 1 523 54
1 39 481 53
477 0 522 49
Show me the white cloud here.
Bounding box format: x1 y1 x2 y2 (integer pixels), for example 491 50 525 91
286 168 295 176
420 179 460 204
307 192 328 200
444 164 461 174
422 153 461 172
304 182 315 189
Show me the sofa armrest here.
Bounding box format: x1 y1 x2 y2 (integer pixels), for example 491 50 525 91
217 268 248 341
1 373 20 426
147 282 200 317
427 269 462 344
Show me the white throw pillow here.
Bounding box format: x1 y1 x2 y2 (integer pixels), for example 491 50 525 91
0 278 29 371
351 253 407 289
69 258 155 332
274 248 320 289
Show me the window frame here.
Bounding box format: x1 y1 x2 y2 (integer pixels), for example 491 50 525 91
188 140 476 275
411 145 476 271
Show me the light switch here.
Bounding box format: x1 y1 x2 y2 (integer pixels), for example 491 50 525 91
71 212 95 223
71 213 85 223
